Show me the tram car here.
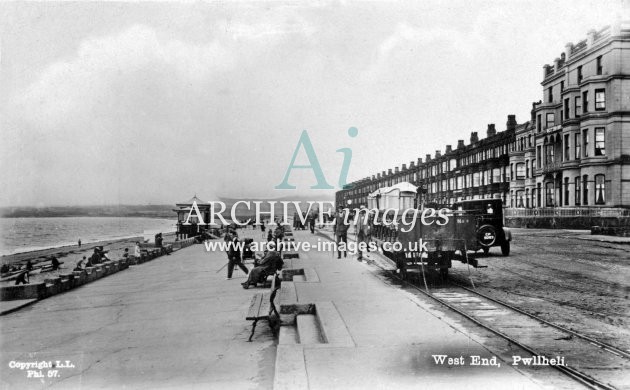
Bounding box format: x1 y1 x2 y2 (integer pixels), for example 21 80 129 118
365 183 511 280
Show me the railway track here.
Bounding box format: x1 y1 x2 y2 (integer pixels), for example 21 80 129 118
389 269 630 390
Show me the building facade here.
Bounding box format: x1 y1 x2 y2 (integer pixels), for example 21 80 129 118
337 21 630 211
336 117 515 209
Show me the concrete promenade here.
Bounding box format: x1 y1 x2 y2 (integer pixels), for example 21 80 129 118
1 228 577 389
0 239 275 390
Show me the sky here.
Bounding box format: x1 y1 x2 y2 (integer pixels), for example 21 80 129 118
0 0 625 207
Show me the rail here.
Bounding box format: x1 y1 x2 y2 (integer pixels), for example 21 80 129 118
505 207 630 217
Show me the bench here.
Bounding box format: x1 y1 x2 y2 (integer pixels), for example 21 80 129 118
245 273 281 342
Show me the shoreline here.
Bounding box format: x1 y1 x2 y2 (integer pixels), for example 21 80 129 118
0 233 175 267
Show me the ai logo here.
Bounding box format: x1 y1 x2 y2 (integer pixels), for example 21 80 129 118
275 127 358 190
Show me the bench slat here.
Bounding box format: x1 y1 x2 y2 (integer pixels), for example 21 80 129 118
257 292 272 319
246 293 264 320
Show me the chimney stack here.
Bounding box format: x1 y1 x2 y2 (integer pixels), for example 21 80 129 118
487 124 496 138
435 150 441 158
506 115 517 131
587 29 597 47
394 167 399 174
377 173 381 179
445 145 452 153
426 154 431 162
457 140 465 149
388 169 393 175
470 132 479 144
402 164 407 170
409 161 415 169
564 42 573 60
417 157 423 165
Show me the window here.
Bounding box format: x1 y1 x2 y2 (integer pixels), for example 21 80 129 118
525 160 529 178
548 86 553 103
595 128 605 156
510 164 514 181
493 168 501 183
560 81 564 92
595 89 605 110
537 114 542 132
575 176 581 205
582 91 588 113
545 182 554 207
583 129 589 157
564 178 569 206
537 145 542 167
583 175 589 205
564 134 570 161
537 183 541 207
575 133 581 159
575 96 581 117
546 113 555 128
457 176 463 189
516 163 525 179
596 55 603 75
595 175 606 205
531 160 535 177
564 98 570 120
577 65 583 83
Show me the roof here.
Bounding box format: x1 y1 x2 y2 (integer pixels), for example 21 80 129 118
176 194 208 206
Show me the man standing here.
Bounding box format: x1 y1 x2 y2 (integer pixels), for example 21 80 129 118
226 230 248 280
355 205 371 261
334 206 350 259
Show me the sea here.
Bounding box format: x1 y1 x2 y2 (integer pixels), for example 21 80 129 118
0 217 177 256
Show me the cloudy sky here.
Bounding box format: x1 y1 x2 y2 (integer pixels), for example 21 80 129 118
0 1 624 206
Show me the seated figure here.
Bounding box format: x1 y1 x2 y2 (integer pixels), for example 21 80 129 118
242 242 283 289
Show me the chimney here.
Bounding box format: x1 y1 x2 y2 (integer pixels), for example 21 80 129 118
564 42 573 60
377 173 381 179
409 161 415 169
445 145 452 153
417 157 423 165
371 175 376 180
543 64 551 78
457 140 465 149
486 124 496 138
425 154 431 162
470 132 479 144
506 115 517 131
402 164 407 171
382 170 386 177
587 29 596 47
435 150 441 158
394 167 399 174
388 169 393 175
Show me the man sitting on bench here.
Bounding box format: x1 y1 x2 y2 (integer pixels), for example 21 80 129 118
242 242 283 289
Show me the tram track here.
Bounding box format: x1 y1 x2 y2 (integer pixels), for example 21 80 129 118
387 269 630 390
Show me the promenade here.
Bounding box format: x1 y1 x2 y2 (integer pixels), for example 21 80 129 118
1 228 577 389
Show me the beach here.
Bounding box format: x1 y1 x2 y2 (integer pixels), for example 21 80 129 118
0 233 175 286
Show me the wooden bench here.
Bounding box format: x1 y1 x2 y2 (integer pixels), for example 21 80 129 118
245 273 280 342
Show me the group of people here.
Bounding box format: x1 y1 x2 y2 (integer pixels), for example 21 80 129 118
333 205 372 261
223 226 284 290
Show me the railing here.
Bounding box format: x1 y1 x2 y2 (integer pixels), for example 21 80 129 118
505 208 630 218
540 160 563 174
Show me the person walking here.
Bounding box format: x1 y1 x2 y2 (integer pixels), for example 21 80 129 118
226 230 248 280
334 206 350 259
355 205 371 261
